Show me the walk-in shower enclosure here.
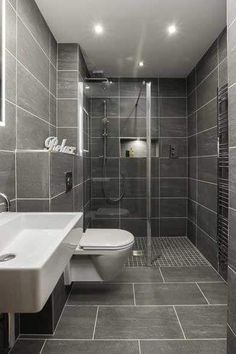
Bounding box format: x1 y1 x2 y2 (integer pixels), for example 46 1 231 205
82 78 188 263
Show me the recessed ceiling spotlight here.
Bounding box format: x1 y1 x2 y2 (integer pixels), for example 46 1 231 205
167 24 177 35
139 61 144 67
85 85 90 90
94 24 104 35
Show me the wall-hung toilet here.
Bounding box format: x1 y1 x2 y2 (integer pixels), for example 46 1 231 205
69 229 134 282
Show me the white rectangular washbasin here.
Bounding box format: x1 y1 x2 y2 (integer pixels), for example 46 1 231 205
0 212 83 313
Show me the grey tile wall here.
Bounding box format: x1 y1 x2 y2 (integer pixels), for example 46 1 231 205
1 2 87 216
56 43 82 216
57 44 90 228
0 0 57 212
187 28 227 270
227 0 236 351
0 0 89 348
90 78 187 237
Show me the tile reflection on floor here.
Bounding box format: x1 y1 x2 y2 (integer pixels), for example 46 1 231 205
11 266 227 354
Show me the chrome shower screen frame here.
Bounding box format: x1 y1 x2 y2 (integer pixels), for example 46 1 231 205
146 82 152 266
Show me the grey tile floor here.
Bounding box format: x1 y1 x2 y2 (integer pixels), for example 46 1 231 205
11 266 227 354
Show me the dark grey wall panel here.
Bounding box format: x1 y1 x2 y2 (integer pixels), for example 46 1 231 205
159 97 186 117
17 63 49 121
196 227 218 269
160 118 186 137
160 218 187 237
5 51 16 103
160 159 187 177
58 71 78 98
196 69 218 109
187 28 227 271
196 40 218 84
17 18 49 88
17 152 49 198
6 0 16 54
58 43 78 70
159 78 186 97
57 99 78 127
17 0 50 55
197 99 217 132
17 107 49 150
160 179 187 198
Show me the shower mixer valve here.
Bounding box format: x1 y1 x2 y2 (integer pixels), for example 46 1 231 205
169 144 178 159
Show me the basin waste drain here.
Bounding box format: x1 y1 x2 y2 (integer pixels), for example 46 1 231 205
0 254 16 262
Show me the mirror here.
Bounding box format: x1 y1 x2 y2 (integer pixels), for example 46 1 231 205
0 0 4 126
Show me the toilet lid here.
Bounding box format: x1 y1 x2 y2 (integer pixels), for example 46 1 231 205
80 229 134 250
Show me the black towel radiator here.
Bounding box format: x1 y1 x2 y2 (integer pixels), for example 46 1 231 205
217 83 228 280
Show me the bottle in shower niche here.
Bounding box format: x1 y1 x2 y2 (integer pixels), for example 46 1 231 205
130 147 135 158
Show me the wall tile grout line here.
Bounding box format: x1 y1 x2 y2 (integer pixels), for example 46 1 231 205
188 177 217 186
188 198 217 214
188 125 217 138
6 47 56 101
5 98 56 128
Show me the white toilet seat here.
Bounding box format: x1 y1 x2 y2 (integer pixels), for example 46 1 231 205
79 229 134 251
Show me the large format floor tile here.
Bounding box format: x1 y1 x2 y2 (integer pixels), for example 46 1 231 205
9 339 45 354
140 339 226 354
53 306 97 339
175 305 227 339
160 266 223 282
94 306 183 339
113 267 163 283
134 283 207 305
68 283 134 305
42 340 139 354
197 282 228 304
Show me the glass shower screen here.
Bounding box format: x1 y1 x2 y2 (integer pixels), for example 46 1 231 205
83 79 159 266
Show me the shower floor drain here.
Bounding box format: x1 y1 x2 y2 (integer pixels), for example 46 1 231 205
126 237 209 267
132 250 144 257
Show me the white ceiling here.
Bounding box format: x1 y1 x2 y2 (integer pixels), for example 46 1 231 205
35 0 226 78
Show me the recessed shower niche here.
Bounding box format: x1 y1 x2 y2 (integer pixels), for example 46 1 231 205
120 138 159 158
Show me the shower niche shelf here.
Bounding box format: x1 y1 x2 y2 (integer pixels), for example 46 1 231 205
120 138 159 158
